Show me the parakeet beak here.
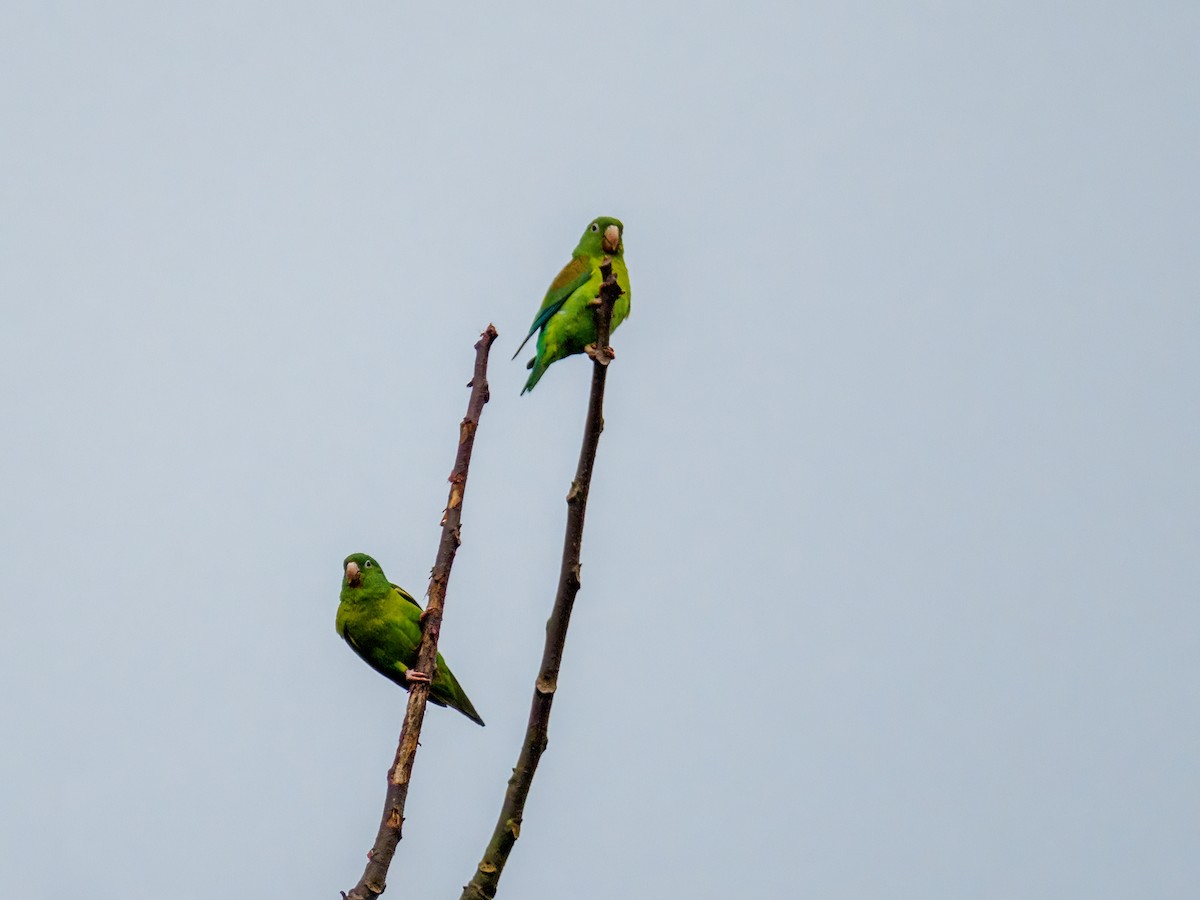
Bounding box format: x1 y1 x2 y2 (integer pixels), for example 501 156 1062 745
345 561 361 587
602 224 620 253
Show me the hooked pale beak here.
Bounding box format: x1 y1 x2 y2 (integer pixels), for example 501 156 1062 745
602 224 620 253
345 560 361 587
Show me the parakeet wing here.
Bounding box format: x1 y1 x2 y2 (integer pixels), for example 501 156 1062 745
342 626 367 656
339 589 423 682
391 583 423 611
511 256 592 360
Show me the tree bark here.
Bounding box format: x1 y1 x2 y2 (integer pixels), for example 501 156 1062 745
460 263 622 899
344 324 499 900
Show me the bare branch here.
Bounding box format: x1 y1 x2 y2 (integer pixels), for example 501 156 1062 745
344 324 499 900
460 263 623 899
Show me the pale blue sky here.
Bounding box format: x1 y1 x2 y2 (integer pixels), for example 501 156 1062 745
2 3 1198 898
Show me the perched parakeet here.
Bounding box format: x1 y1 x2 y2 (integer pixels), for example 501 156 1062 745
512 216 632 394
336 553 484 726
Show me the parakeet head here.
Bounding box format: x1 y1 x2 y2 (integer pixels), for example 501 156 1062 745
574 216 624 258
342 552 390 599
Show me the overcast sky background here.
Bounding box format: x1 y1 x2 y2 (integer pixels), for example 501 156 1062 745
2 4 1197 898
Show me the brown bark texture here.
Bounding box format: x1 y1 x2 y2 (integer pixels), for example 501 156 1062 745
343 324 499 900
460 262 623 899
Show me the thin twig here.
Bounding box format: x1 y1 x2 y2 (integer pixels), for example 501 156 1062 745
343 324 499 900
460 263 623 899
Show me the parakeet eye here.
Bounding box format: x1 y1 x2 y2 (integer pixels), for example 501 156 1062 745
365 560 373 568
590 223 599 232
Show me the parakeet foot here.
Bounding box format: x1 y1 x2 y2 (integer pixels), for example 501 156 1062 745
584 343 616 363
405 670 431 685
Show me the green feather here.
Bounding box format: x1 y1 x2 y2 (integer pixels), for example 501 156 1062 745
516 216 632 394
336 552 484 726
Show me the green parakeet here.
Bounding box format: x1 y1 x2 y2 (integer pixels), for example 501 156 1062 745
513 216 631 394
336 553 484 726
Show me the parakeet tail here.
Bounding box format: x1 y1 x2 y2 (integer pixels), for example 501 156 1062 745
432 670 485 726
522 356 548 395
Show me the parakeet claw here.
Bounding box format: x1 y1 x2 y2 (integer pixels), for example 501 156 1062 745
405 670 431 685
584 343 616 363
